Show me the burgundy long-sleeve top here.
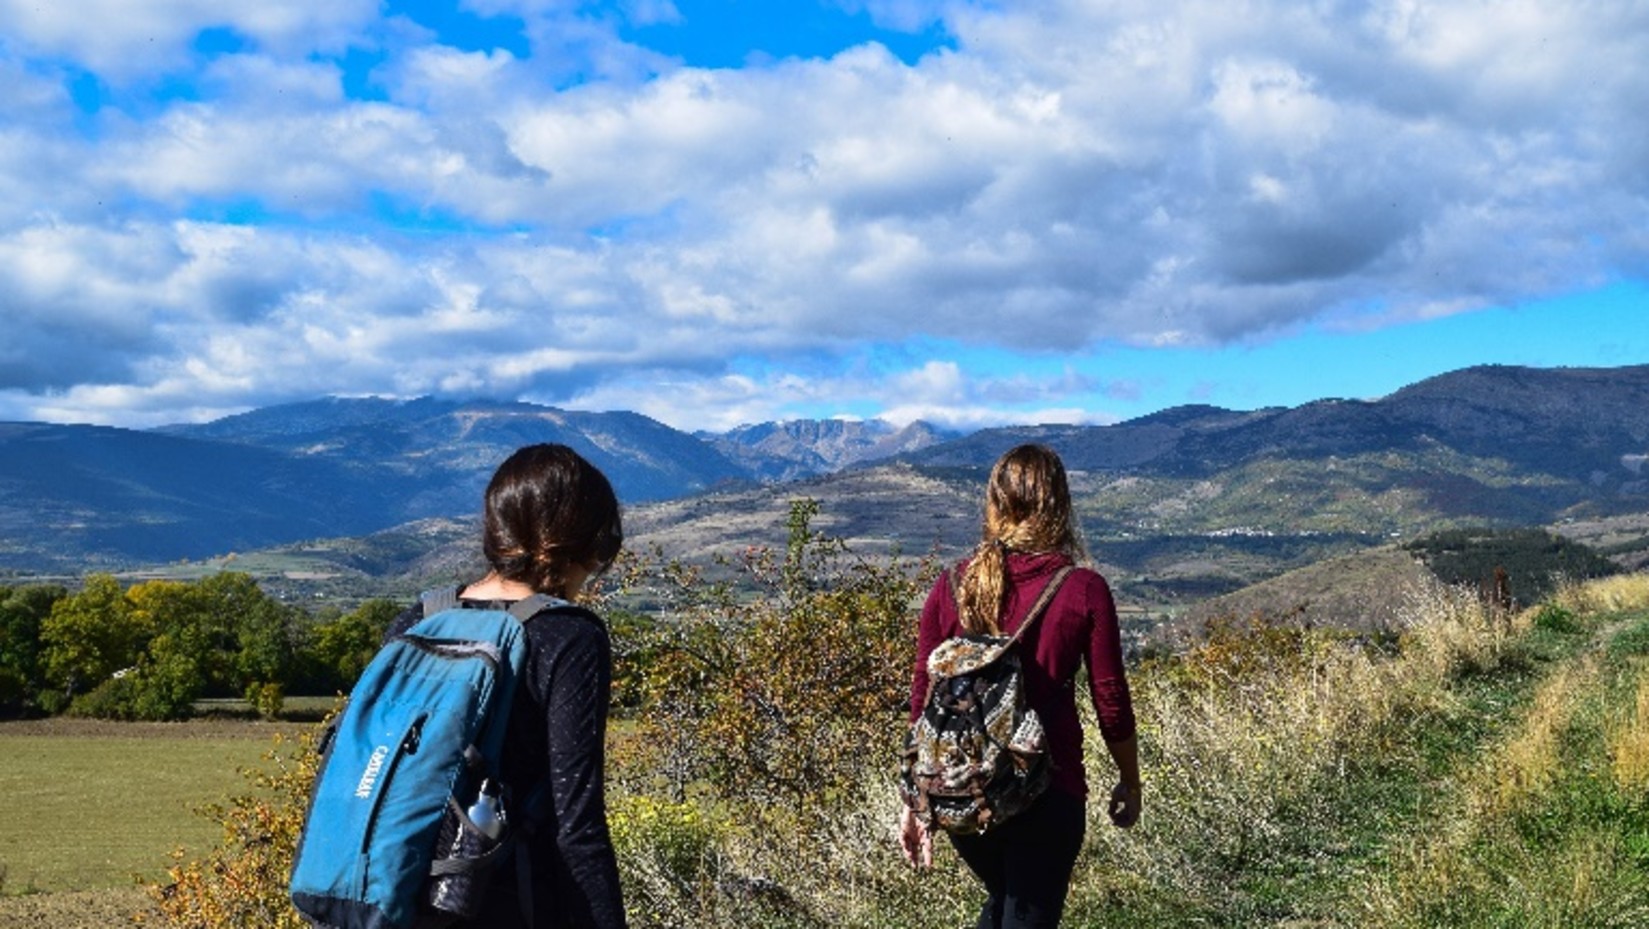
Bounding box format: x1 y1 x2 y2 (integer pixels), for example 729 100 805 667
908 551 1136 802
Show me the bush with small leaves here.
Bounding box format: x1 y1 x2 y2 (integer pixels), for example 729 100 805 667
149 726 322 928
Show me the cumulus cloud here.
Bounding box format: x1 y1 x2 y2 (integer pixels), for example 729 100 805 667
1 0 1646 428
0 0 378 77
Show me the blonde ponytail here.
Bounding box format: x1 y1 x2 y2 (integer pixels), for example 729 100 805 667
955 445 1084 634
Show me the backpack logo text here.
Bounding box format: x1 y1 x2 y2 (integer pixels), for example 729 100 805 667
355 745 390 798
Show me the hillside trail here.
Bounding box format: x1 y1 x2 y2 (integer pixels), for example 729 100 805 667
1348 604 1649 925
1435 607 1641 817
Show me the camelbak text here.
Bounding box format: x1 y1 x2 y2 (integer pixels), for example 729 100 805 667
355 745 390 798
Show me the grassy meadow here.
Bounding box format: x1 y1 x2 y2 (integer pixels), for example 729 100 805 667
6 574 1649 927
0 716 315 926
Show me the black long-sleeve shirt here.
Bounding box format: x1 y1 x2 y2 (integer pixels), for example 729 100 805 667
389 593 627 929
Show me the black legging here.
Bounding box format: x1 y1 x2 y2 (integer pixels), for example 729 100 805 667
948 789 1087 929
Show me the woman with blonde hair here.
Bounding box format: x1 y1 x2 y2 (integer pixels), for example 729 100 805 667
900 444 1140 928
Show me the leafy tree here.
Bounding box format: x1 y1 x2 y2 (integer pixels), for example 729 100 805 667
0 584 66 711
126 580 217 715
304 598 402 692
196 572 302 701
40 574 149 701
38 572 305 720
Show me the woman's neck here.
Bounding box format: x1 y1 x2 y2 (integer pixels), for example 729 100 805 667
460 572 541 601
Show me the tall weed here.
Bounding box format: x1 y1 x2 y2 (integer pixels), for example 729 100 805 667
1083 574 1528 917
1398 575 1515 684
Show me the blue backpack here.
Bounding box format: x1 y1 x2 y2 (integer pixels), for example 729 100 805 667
290 589 567 929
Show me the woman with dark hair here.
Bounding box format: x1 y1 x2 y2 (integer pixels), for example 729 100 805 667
900 444 1140 928
386 443 627 929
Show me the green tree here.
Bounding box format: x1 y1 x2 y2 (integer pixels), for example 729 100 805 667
40 574 150 701
40 573 305 720
193 574 282 686
124 579 217 719
305 599 401 692
0 584 67 710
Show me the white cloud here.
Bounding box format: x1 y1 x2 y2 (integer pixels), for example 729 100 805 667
2 0 1647 428
0 0 379 77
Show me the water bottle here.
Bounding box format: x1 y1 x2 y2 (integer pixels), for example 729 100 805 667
467 779 505 839
427 779 507 918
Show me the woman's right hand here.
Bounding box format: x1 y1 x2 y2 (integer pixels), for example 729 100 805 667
898 806 933 870
1108 781 1141 828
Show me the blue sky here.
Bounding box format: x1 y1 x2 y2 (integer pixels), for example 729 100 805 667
2 0 1647 432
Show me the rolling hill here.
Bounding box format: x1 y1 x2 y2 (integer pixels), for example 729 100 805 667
2 364 1646 590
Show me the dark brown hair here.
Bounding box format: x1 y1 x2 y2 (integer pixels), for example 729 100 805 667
481 444 623 599
957 444 1084 634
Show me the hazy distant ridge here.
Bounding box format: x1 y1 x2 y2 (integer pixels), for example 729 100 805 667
899 364 1649 483
3 364 1647 573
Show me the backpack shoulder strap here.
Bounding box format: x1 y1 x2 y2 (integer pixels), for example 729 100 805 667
1005 565 1076 647
420 586 462 616
507 593 567 623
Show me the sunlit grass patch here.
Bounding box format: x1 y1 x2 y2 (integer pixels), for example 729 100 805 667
1477 658 1596 816
0 728 274 893
1555 573 1649 617
1353 577 1649 928
1608 667 1649 792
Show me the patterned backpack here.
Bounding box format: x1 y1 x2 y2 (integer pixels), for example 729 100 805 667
900 566 1074 835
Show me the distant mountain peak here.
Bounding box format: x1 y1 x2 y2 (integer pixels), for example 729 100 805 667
702 417 957 482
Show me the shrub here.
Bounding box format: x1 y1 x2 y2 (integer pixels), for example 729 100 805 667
149 728 319 928
610 795 722 888
617 499 930 824
248 682 285 721
1532 602 1581 634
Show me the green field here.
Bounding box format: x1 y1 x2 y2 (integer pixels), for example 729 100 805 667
0 719 297 895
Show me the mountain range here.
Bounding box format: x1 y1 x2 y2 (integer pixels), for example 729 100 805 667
2 364 1647 589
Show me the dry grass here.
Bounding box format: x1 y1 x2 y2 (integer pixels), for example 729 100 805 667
1608 668 1649 792
1398 576 1514 684
1476 658 1596 816
1356 573 1649 928
1553 572 1649 616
